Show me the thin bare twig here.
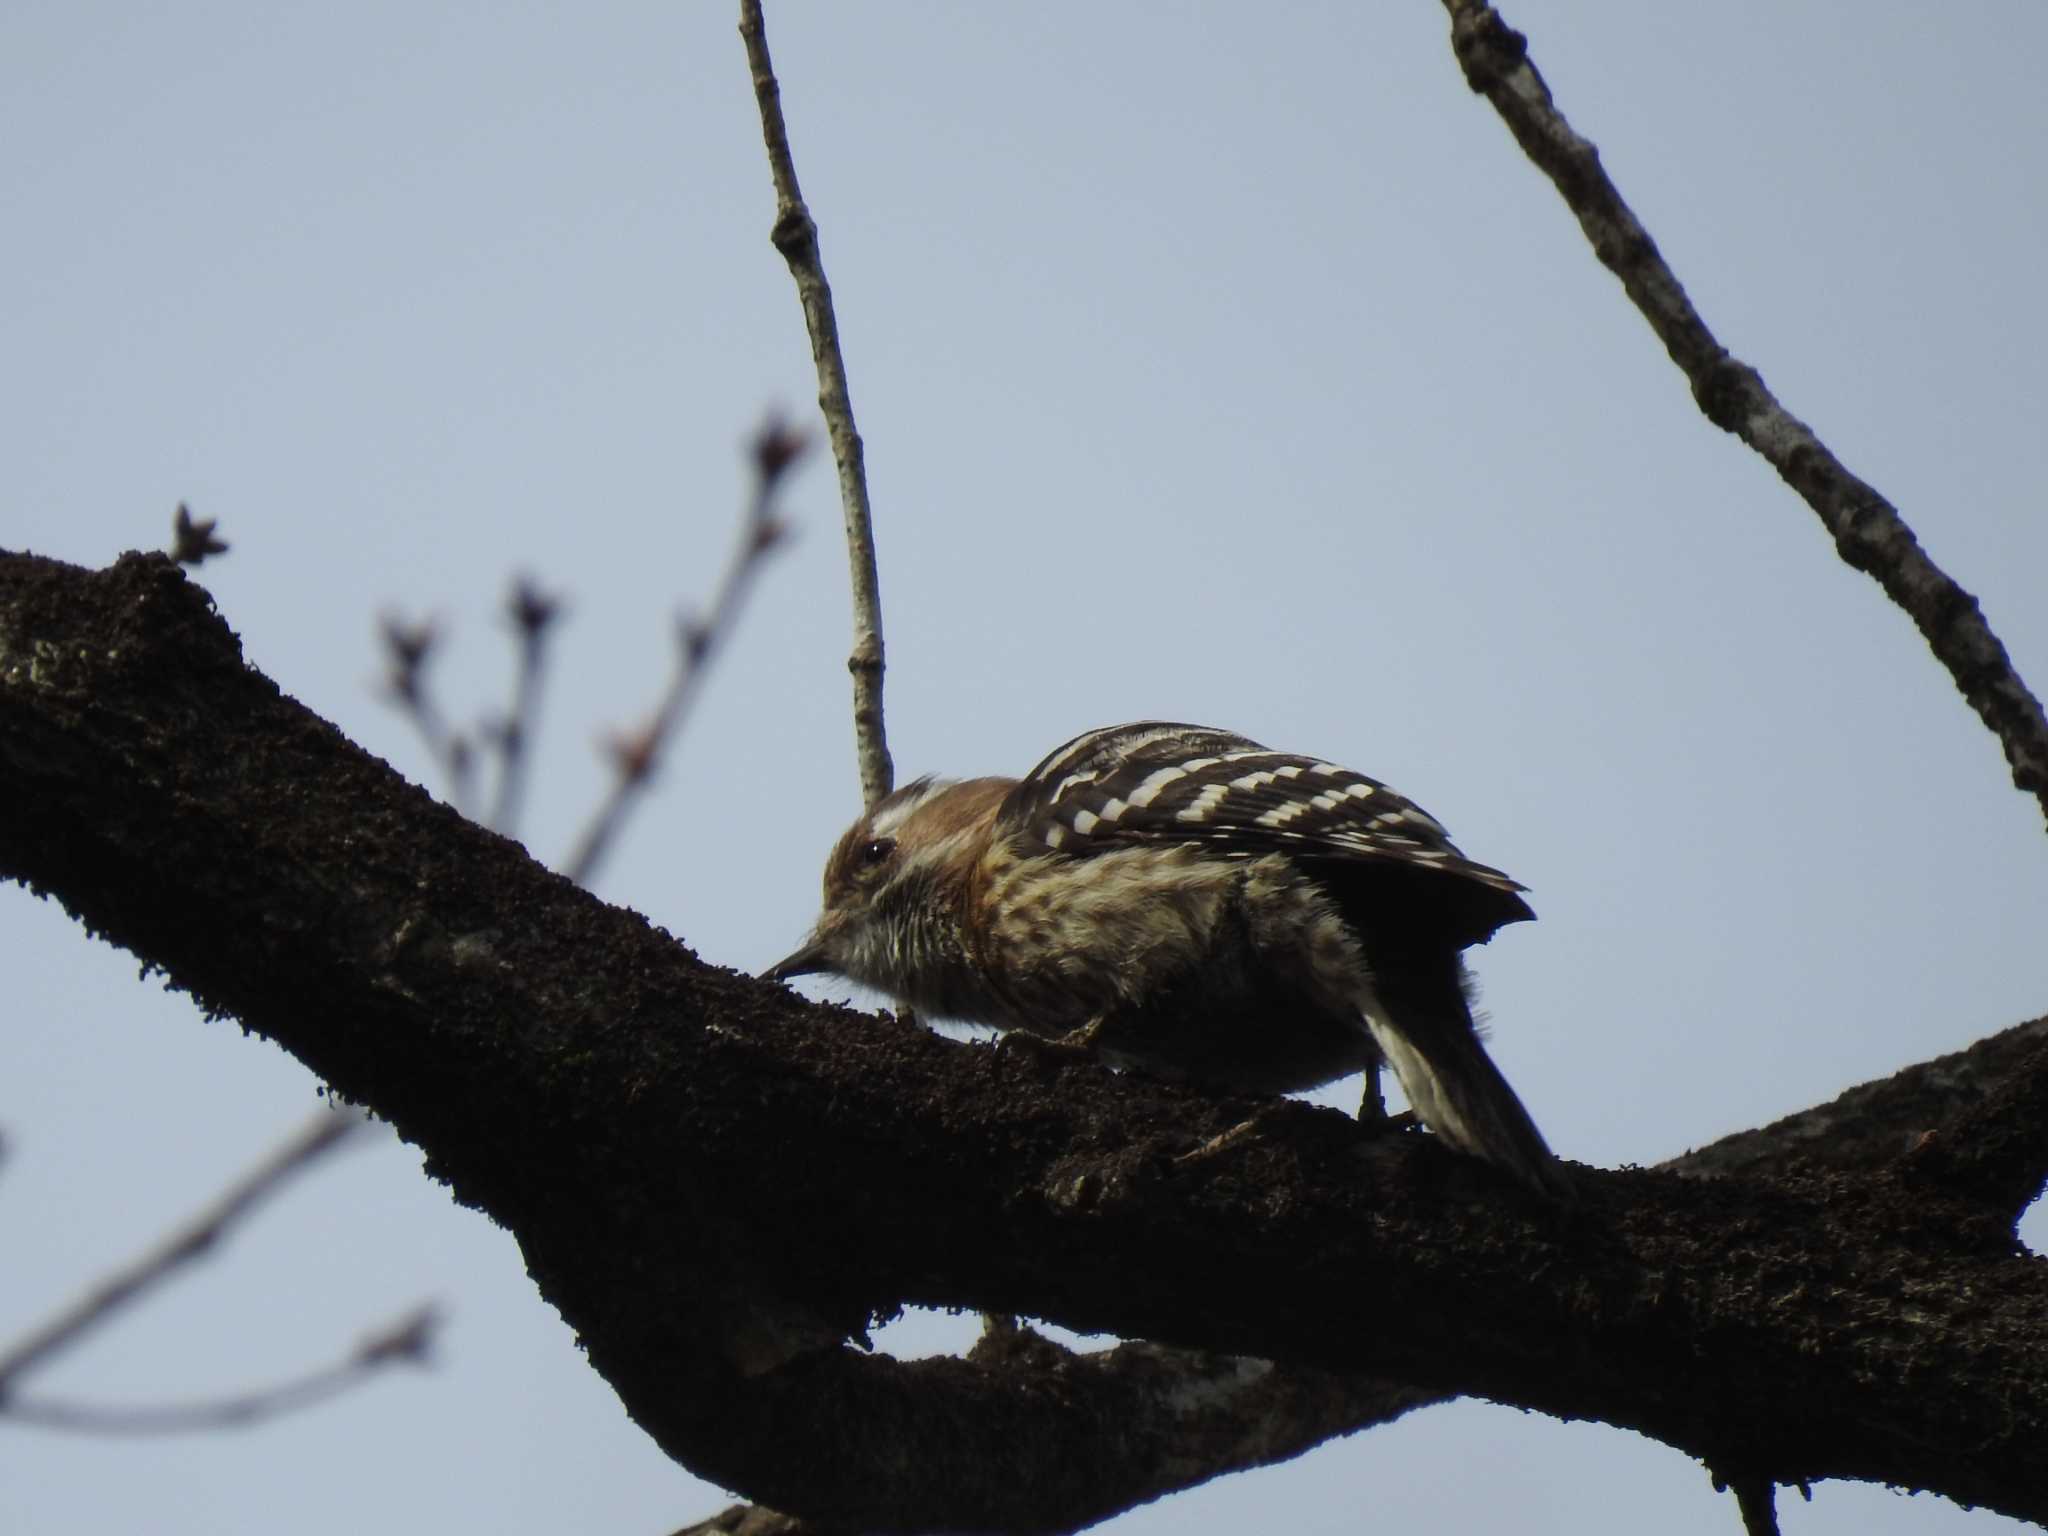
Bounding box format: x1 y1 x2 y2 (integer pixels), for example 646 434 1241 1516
0 1303 437 1435
380 614 477 815
1439 0 2048 833
485 574 563 837
738 0 895 810
0 1105 369 1396
561 415 803 886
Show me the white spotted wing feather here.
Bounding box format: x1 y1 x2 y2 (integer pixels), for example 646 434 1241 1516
997 722 1533 942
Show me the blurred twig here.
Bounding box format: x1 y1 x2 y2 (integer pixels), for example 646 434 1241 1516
168 504 228 567
376 419 795 880
740 0 895 811
380 614 477 816
32 517 430 1442
485 575 563 836
0 1105 369 1399
561 415 806 886
1 1303 438 1436
1441 0 2048 832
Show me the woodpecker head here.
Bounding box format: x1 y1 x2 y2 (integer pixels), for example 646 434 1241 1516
764 775 1014 990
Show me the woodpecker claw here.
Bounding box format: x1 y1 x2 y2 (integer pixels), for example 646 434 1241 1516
1359 1058 1387 1123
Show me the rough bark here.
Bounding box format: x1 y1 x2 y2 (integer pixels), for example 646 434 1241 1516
3 550 2045 1532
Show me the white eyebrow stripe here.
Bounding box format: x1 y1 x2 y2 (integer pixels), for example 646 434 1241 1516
869 780 952 837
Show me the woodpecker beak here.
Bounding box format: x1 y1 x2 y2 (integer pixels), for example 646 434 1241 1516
762 939 836 983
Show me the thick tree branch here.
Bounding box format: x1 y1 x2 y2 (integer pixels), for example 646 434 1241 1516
1901 1039 2048 1228
2 551 2045 1532
1438 0 2048 832
672 1321 1444 1536
1665 1015 2048 1187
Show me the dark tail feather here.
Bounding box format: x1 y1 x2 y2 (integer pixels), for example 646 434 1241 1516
1362 949 1570 1200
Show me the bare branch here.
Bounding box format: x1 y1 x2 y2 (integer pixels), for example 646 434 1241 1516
1900 1037 2048 1227
738 0 894 809
6 552 2048 1529
1663 1014 2048 1184
485 573 563 837
1438 0 2048 832
706 1010 2048 1535
379 612 477 815
676 1320 1442 1536
561 413 801 885
0 1303 437 1435
0 1104 368 1397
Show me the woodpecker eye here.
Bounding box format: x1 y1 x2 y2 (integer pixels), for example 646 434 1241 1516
858 837 895 868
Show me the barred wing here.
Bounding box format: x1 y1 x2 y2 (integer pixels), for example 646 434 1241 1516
998 722 1533 940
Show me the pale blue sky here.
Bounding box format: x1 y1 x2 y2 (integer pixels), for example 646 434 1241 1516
5 4 2045 1533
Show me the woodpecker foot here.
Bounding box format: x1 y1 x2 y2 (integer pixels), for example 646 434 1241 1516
1355 1103 1419 1140
1359 1061 1425 1132
1359 1059 1387 1122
